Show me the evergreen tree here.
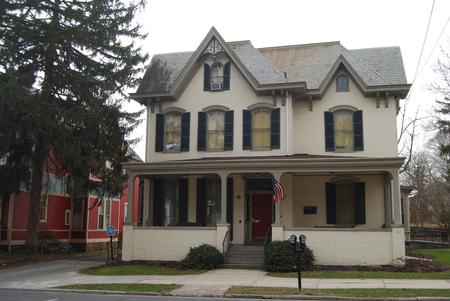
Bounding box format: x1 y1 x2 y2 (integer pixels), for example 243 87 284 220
0 0 147 252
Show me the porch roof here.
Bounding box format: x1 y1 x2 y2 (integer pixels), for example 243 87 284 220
123 154 404 176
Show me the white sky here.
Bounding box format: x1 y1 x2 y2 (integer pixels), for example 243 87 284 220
125 0 450 160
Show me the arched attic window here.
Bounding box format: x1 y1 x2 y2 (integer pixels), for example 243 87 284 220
336 74 349 92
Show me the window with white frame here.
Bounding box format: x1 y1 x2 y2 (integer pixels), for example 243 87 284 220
207 110 225 150
164 112 182 151
39 194 48 222
251 109 271 149
210 62 224 88
97 198 111 230
64 209 70 226
334 110 354 152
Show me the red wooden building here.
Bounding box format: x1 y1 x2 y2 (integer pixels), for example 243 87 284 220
0 149 141 252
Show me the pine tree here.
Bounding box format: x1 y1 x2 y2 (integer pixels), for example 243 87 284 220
0 0 147 252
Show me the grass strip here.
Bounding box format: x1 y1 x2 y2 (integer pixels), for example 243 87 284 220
268 270 450 279
58 283 181 293
81 264 203 276
227 286 450 297
412 248 450 266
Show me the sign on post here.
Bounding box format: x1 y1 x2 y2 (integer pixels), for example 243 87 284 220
106 226 115 262
106 225 115 237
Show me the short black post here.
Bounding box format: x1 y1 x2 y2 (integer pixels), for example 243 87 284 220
110 236 114 261
297 248 302 290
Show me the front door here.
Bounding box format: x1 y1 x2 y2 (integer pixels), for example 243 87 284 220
251 194 272 241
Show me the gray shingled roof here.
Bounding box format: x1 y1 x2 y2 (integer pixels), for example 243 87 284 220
136 40 408 94
228 41 287 85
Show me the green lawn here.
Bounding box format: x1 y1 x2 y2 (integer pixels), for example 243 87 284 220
412 248 450 266
58 283 180 293
81 264 204 276
268 270 450 279
227 286 450 298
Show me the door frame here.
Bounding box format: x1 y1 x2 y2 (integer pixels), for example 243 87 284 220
245 191 273 243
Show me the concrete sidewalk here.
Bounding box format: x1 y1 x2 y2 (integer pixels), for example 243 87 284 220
0 260 449 296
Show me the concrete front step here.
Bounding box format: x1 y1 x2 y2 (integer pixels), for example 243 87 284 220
223 263 265 269
224 244 265 268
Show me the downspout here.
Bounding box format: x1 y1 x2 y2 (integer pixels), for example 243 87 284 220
285 90 291 156
145 98 152 162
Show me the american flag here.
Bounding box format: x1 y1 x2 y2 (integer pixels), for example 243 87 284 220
272 178 285 204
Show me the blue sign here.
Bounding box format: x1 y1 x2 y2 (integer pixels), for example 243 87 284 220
106 226 115 237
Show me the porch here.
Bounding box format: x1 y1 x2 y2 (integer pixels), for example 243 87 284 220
122 155 406 266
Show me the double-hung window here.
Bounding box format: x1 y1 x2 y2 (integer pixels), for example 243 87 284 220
251 109 271 149
324 109 363 152
207 110 225 150
164 113 182 152
98 198 111 230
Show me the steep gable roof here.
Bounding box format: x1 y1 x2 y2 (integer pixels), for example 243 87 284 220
131 28 409 101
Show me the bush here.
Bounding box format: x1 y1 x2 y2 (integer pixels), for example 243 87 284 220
265 240 315 272
180 244 224 270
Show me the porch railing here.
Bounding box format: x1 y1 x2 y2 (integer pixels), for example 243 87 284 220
263 226 272 258
222 229 230 254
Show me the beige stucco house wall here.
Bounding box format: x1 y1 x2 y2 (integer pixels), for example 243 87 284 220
122 27 410 266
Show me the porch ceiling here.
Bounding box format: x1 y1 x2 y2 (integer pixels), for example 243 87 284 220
122 155 404 176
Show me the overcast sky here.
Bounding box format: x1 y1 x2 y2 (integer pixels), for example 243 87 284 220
125 0 450 160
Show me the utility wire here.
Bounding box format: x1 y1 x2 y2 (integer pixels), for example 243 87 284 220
406 0 436 100
416 14 450 79
412 0 436 84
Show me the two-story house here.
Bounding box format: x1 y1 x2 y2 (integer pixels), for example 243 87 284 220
122 28 411 266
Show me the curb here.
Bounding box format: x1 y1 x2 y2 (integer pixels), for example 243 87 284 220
225 294 450 301
2 288 450 301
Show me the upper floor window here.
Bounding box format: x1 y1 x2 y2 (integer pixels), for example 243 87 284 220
155 111 190 153
243 106 280 150
334 110 353 152
203 62 231 91
164 112 182 152
324 109 363 152
207 110 225 150
252 109 271 149
336 74 349 92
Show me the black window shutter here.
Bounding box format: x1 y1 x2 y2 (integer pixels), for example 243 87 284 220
325 183 336 224
203 64 211 91
197 112 206 151
224 110 234 150
324 111 335 152
178 178 188 225
354 182 366 224
181 112 190 151
223 62 231 90
155 114 165 152
353 110 364 151
153 178 164 226
196 178 207 226
271 108 280 149
227 177 233 240
242 110 252 150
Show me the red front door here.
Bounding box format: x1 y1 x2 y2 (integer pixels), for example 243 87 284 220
251 194 272 241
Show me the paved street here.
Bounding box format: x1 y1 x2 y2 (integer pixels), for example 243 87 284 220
1 289 311 301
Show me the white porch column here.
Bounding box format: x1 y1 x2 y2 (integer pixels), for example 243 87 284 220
390 170 402 226
126 174 137 225
401 188 411 241
272 172 283 225
219 173 229 224
384 173 393 226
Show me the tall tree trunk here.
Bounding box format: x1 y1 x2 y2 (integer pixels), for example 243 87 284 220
25 133 47 253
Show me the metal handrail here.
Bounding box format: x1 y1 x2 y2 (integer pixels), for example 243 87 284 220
263 226 272 257
222 229 230 254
